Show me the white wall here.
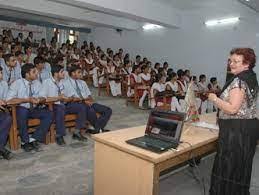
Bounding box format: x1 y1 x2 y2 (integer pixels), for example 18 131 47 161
90 1 258 86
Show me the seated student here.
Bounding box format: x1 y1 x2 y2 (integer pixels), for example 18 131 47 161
127 65 141 97
108 66 122 97
167 68 174 77
158 67 166 77
38 51 52 77
85 51 95 72
150 74 166 109
40 65 88 145
153 63 160 74
138 65 151 109
184 69 191 83
63 65 112 134
0 66 13 160
177 69 188 94
197 74 208 114
189 76 202 112
121 60 132 75
92 63 100 88
107 50 114 61
163 62 169 75
113 53 122 67
165 72 184 112
105 59 121 97
6 63 53 152
15 51 24 68
1 54 21 86
97 64 107 87
134 55 141 66
207 77 221 112
99 54 107 67
150 69 157 86
34 56 51 83
24 45 37 64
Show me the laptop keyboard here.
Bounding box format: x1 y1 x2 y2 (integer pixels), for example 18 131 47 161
136 136 177 149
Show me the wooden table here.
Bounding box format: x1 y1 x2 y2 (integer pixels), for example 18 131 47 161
93 113 218 195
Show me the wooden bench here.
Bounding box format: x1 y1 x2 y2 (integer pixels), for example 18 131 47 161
9 104 53 150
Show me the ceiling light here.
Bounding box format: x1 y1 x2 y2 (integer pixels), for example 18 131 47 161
205 17 240 27
142 23 163 30
245 0 250 2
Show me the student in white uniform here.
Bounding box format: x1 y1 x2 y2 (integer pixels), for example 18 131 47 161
6 63 53 152
23 45 37 64
138 65 151 109
1 54 21 86
197 74 208 114
153 63 161 74
122 60 132 75
106 59 121 97
127 65 141 98
34 56 51 83
15 51 24 68
150 74 166 108
113 54 122 67
40 65 88 144
109 66 122 97
165 72 184 112
64 65 112 134
92 55 105 88
134 55 141 66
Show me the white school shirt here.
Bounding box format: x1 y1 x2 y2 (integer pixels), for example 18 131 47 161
1 62 22 85
151 82 166 92
139 73 151 82
39 77 64 104
130 73 141 83
198 82 207 91
62 77 91 98
38 63 51 83
165 81 178 92
0 80 8 100
6 78 41 108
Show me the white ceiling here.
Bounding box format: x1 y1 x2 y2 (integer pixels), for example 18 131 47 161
160 0 217 11
161 0 259 13
0 0 257 32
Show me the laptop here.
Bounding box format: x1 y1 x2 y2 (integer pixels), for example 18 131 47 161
126 110 186 153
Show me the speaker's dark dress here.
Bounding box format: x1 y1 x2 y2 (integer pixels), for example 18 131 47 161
210 78 258 195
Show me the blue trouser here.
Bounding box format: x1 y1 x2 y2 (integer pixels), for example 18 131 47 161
16 106 53 143
0 112 12 149
85 103 112 131
53 102 87 137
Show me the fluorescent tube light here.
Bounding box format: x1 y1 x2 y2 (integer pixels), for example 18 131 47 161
143 23 163 30
205 17 240 27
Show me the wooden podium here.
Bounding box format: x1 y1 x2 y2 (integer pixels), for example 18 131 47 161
93 113 218 195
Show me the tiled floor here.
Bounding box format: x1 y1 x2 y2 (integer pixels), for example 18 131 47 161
0 87 258 195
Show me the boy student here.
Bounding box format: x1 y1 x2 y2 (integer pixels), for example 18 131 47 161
34 56 51 83
63 65 112 134
1 54 21 85
40 65 88 145
0 66 13 159
6 63 53 152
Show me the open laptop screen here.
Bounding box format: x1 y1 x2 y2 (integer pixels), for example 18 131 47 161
145 110 186 142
